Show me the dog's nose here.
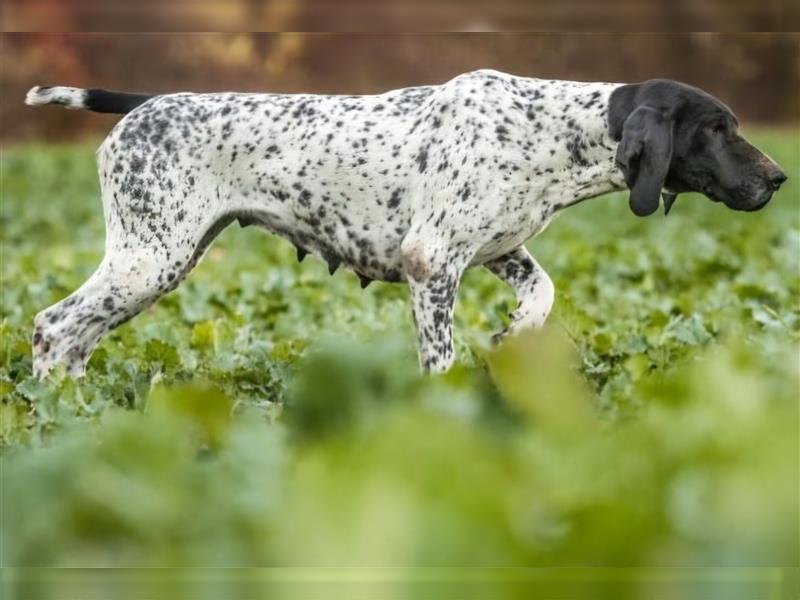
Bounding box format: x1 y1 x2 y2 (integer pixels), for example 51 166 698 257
768 169 787 190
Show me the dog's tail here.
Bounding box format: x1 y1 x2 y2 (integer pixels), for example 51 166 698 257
25 86 155 114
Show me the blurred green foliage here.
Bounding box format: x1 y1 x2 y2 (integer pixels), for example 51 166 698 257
1 131 798 598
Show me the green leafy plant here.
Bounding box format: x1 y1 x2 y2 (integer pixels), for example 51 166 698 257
1 131 797 598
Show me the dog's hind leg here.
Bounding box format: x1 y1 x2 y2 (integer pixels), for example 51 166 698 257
484 246 555 343
31 213 236 379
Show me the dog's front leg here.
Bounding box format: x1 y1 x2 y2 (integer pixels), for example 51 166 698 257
485 246 555 343
401 236 466 373
407 268 463 373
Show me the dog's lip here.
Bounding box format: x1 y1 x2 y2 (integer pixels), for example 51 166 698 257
722 193 772 212
743 196 771 212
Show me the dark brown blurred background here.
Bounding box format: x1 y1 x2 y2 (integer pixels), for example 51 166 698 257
3 0 799 31
2 33 798 142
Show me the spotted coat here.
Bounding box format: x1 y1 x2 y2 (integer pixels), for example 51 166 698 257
27 69 628 376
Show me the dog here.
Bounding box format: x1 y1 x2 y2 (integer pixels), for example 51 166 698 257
25 70 787 377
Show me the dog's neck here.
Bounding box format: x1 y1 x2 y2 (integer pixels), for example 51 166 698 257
518 80 627 210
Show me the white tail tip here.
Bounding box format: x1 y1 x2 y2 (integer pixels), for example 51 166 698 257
25 86 87 109
25 86 47 105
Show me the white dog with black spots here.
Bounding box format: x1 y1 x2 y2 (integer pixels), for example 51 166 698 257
25 69 786 376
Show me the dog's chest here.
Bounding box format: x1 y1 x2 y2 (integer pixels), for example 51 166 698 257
471 191 557 264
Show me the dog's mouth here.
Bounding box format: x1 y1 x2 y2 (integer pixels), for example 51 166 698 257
742 196 772 212
718 194 772 212
702 180 773 212
720 183 774 212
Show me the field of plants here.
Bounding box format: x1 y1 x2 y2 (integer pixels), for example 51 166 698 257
1 130 798 598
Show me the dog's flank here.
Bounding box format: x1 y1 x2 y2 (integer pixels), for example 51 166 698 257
26 86 154 114
25 70 785 378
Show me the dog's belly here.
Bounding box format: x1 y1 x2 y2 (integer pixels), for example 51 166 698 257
236 189 411 283
235 177 555 279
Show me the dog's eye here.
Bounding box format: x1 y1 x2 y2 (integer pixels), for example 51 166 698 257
706 123 726 135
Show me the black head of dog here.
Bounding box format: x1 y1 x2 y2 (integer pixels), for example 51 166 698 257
608 79 787 217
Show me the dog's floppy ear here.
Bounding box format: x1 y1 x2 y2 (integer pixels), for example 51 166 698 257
614 105 675 217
